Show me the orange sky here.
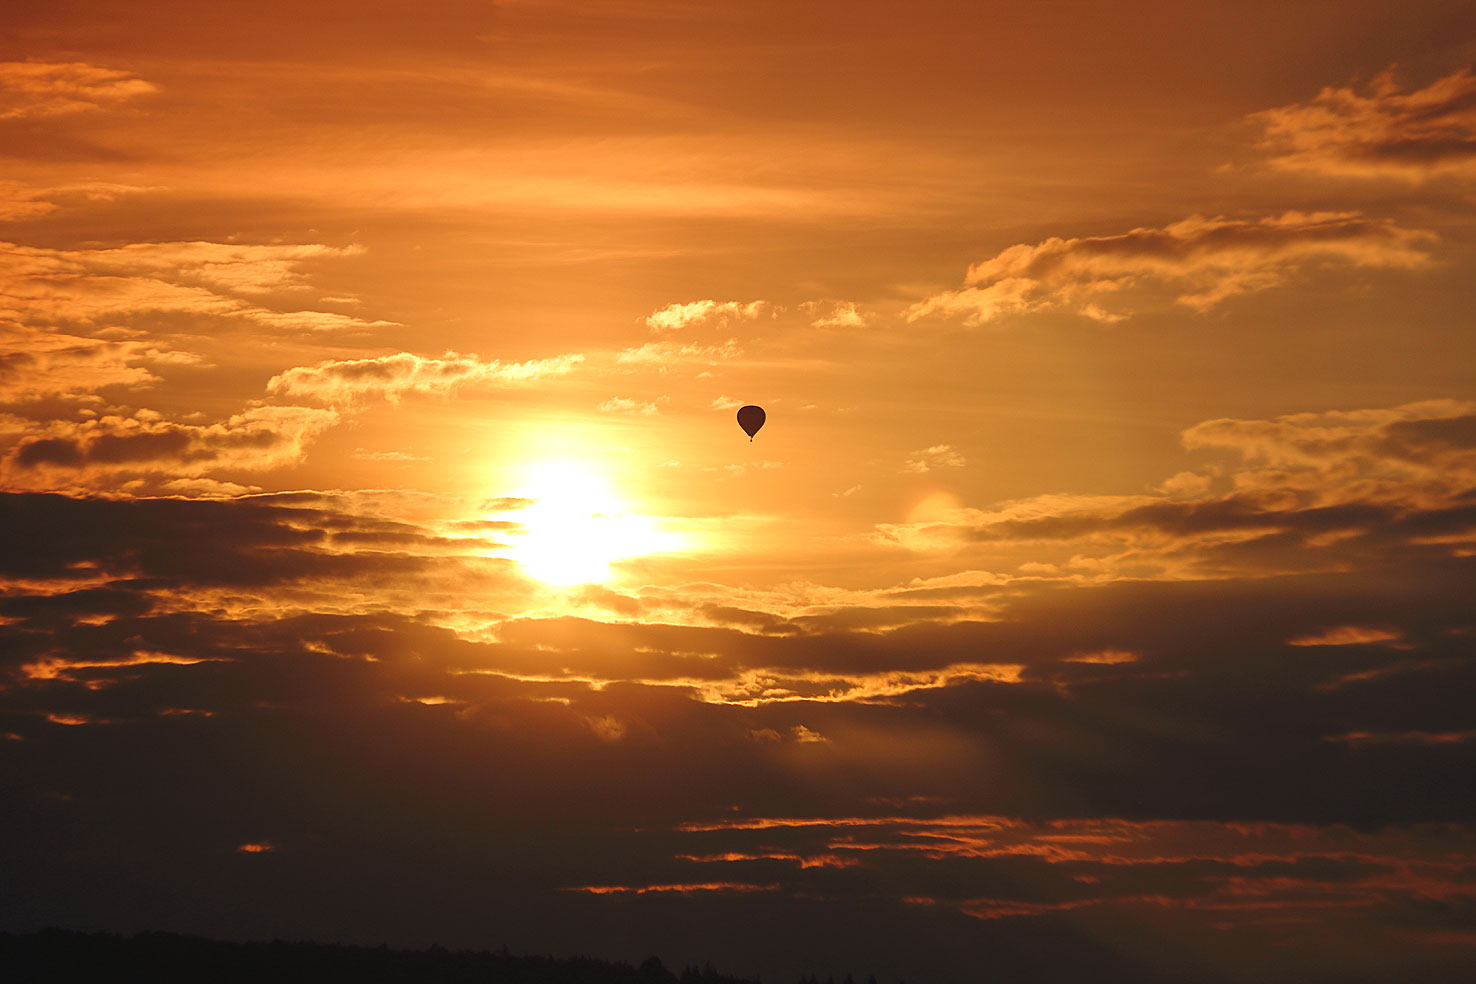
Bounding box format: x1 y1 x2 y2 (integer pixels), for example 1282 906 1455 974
4 3 1476 982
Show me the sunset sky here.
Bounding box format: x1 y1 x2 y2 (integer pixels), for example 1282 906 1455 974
4 2 1476 981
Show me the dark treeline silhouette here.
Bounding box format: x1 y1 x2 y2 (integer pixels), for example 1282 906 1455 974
0 929 888 984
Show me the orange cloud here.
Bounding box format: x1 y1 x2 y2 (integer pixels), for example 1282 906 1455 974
1324 729 1476 746
3 405 339 487
0 61 157 119
0 183 57 222
615 339 742 367
598 396 665 415
265 351 584 404
1182 399 1476 482
0 325 194 402
1063 649 1140 665
876 399 1476 580
0 181 151 223
22 651 225 682
1249 67 1476 181
565 882 779 895
645 299 767 333
906 212 1433 325
0 240 392 333
902 444 965 474
1287 626 1403 647
804 300 868 328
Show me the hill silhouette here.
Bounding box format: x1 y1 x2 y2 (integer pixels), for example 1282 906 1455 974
1 929 874 984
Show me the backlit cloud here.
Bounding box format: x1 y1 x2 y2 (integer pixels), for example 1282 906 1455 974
0 325 201 403
599 396 665 414
906 212 1433 325
806 300 868 328
1250 67 1476 180
615 339 742 367
0 240 394 333
267 351 585 404
2 406 339 487
645 299 767 333
5 8 1476 980
0 61 157 119
903 444 966 474
1 181 155 223
877 399 1476 580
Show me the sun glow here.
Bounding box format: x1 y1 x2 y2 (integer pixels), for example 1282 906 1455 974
500 459 681 585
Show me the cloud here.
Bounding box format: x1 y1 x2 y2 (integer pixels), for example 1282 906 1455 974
1287 626 1403 647
876 400 1476 580
0 407 1471 984
0 325 189 403
1249 67 1476 181
0 182 63 222
349 449 429 462
2 406 339 486
645 299 767 333
1324 729 1476 746
1063 648 1140 664
0 61 157 120
65 241 366 295
266 351 584 404
599 396 665 415
0 181 152 223
903 444 966 474
159 478 264 497
616 339 742 367
805 300 868 329
0 473 1470 927
905 212 1433 325
1157 471 1213 497
1181 399 1476 482
709 460 785 478
0 240 394 333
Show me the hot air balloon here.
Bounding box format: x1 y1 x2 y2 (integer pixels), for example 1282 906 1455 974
736 405 765 441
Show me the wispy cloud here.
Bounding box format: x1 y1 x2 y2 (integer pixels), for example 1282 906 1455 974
903 444 966 474
267 351 584 404
0 181 153 223
0 61 157 119
0 240 394 333
615 339 742 367
598 396 665 414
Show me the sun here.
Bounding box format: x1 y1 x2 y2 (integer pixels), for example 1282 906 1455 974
498 458 680 586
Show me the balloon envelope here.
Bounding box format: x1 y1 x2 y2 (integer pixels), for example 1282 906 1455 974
736 405 765 440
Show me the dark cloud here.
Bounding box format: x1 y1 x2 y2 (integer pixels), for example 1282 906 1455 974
2 474 1474 982
2 406 338 487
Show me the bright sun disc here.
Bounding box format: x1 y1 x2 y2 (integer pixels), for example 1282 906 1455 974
499 459 680 585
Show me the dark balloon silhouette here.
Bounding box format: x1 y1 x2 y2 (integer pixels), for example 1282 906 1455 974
736 405 765 441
